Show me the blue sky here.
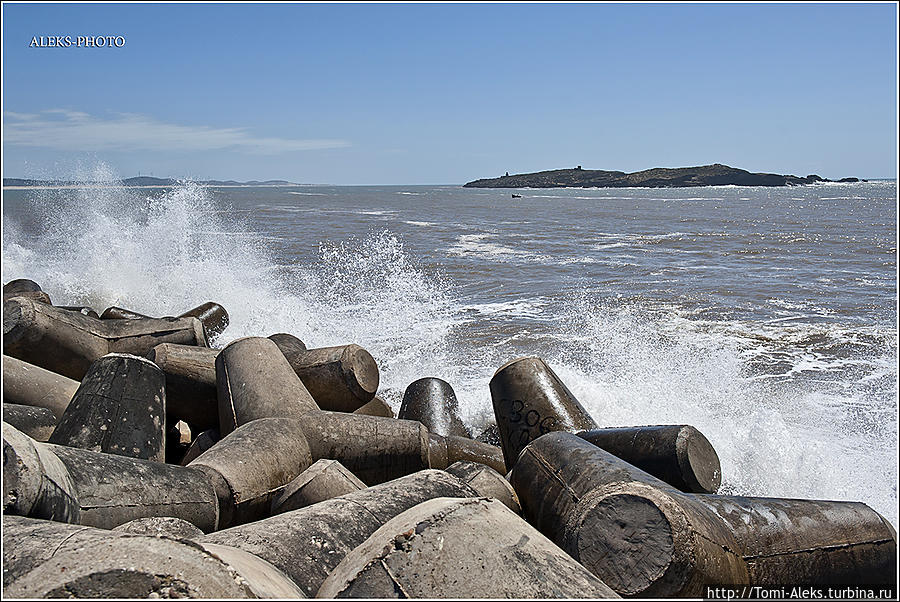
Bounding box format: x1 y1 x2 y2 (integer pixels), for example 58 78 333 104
2 3 897 184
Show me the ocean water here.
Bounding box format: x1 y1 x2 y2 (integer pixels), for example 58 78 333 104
2 165 897 527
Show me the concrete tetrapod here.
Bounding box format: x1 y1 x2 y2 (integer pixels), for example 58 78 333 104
271 339 379 413
398 376 469 437
187 417 313 528
509 432 897 597
270 458 366 515
146 342 220 431
2 403 57 441
352 396 394 418
178 301 230 338
215 336 319 435
4 297 207 380
4 423 218 531
445 460 520 513
3 279 51 304
48 353 166 462
577 425 722 494
489 356 598 468
317 497 619 599
2 355 80 419
2 515 306 598
297 412 430 485
201 469 482 597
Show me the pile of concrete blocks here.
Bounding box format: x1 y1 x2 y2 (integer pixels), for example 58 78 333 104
2 279 896 599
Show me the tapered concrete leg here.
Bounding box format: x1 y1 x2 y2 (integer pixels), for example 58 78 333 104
180 428 220 466
267 332 307 353
187 418 313 528
272 341 379 413
577 425 722 493
317 497 619 599
271 459 366 515
215 337 319 435
2 403 57 441
3 279 51 305
489 356 598 468
2 355 79 419
399 377 469 437
352 396 394 418
429 433 507 475
100 306 151 320
2 515 305 598
201 469 481 597
178 301 229 338
445 460 520 513
48 353 166 462
146 342 220 431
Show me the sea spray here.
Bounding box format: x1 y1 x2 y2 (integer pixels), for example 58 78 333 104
3 176 896 529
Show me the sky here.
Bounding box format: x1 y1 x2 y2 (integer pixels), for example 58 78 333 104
2 2 897 184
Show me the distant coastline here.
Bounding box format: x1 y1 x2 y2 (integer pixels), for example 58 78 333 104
464 164 863 189
2 176 300 190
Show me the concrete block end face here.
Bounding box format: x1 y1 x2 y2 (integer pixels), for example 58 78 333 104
3 297 35 346
676 425 722 494
3 422 43 516
316 496 618 599
340 344 379 401
197 542 308 599
3 535 259 599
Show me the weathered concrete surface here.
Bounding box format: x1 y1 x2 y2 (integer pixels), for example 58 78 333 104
112 516 205 539
270 458 365 515
201 469 480 597
317 497 619 599
4 297 207 380
57 306 101 319
48 353 166 462
489 356 598 467
188 418 313 528
146 342 220 431
179 301 229 339
352 396 394 418
2 355 79 419
398 377 469 437
216 337 319 435
2 403 57 441
100 306 151 320
577 424 722 494
298 412 430 485
445 460 520 513
3 422 80 524
428 433 507 475
267 332 307 353
3 515 304 598
48 441 219 531
273 342 379 413
3 279 51 304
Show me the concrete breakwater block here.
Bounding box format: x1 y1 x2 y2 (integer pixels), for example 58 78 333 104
577 424 722 494
428 432 507 475
297 412 429 485
180 427 220 465
4 296 207 380
101 301 230 339
317 497 619 599
2 403 57 441
187 418 313 528
146 342 220 431
489 356 598 468
4 423 219 531
271 339 379 413
2 515 305 598
398 376 469 437
112 516 205 539
445 460 520 513
48 353 166 462
216 336 319 435
3 279 51 304
201 469 482 597
267 332 307 353
352 395 394 418
510 431 897 597
2 355 80 420
271 458 366 515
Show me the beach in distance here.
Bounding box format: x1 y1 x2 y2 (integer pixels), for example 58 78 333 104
3 177 896 529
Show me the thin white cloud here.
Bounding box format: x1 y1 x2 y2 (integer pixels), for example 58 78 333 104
3 110 350 154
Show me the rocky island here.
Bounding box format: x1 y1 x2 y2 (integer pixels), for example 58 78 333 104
464 163 861 188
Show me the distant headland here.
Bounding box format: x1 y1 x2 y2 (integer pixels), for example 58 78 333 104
2 176 299 189
463 164 862 188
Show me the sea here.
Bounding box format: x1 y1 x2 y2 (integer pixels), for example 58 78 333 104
2 165 897 528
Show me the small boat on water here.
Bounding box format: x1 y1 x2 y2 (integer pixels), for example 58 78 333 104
511 194 522 198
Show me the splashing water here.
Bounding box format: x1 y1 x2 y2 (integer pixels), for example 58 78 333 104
3 173 896 527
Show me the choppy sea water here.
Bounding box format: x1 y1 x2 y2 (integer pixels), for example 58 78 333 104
2 166 897 527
